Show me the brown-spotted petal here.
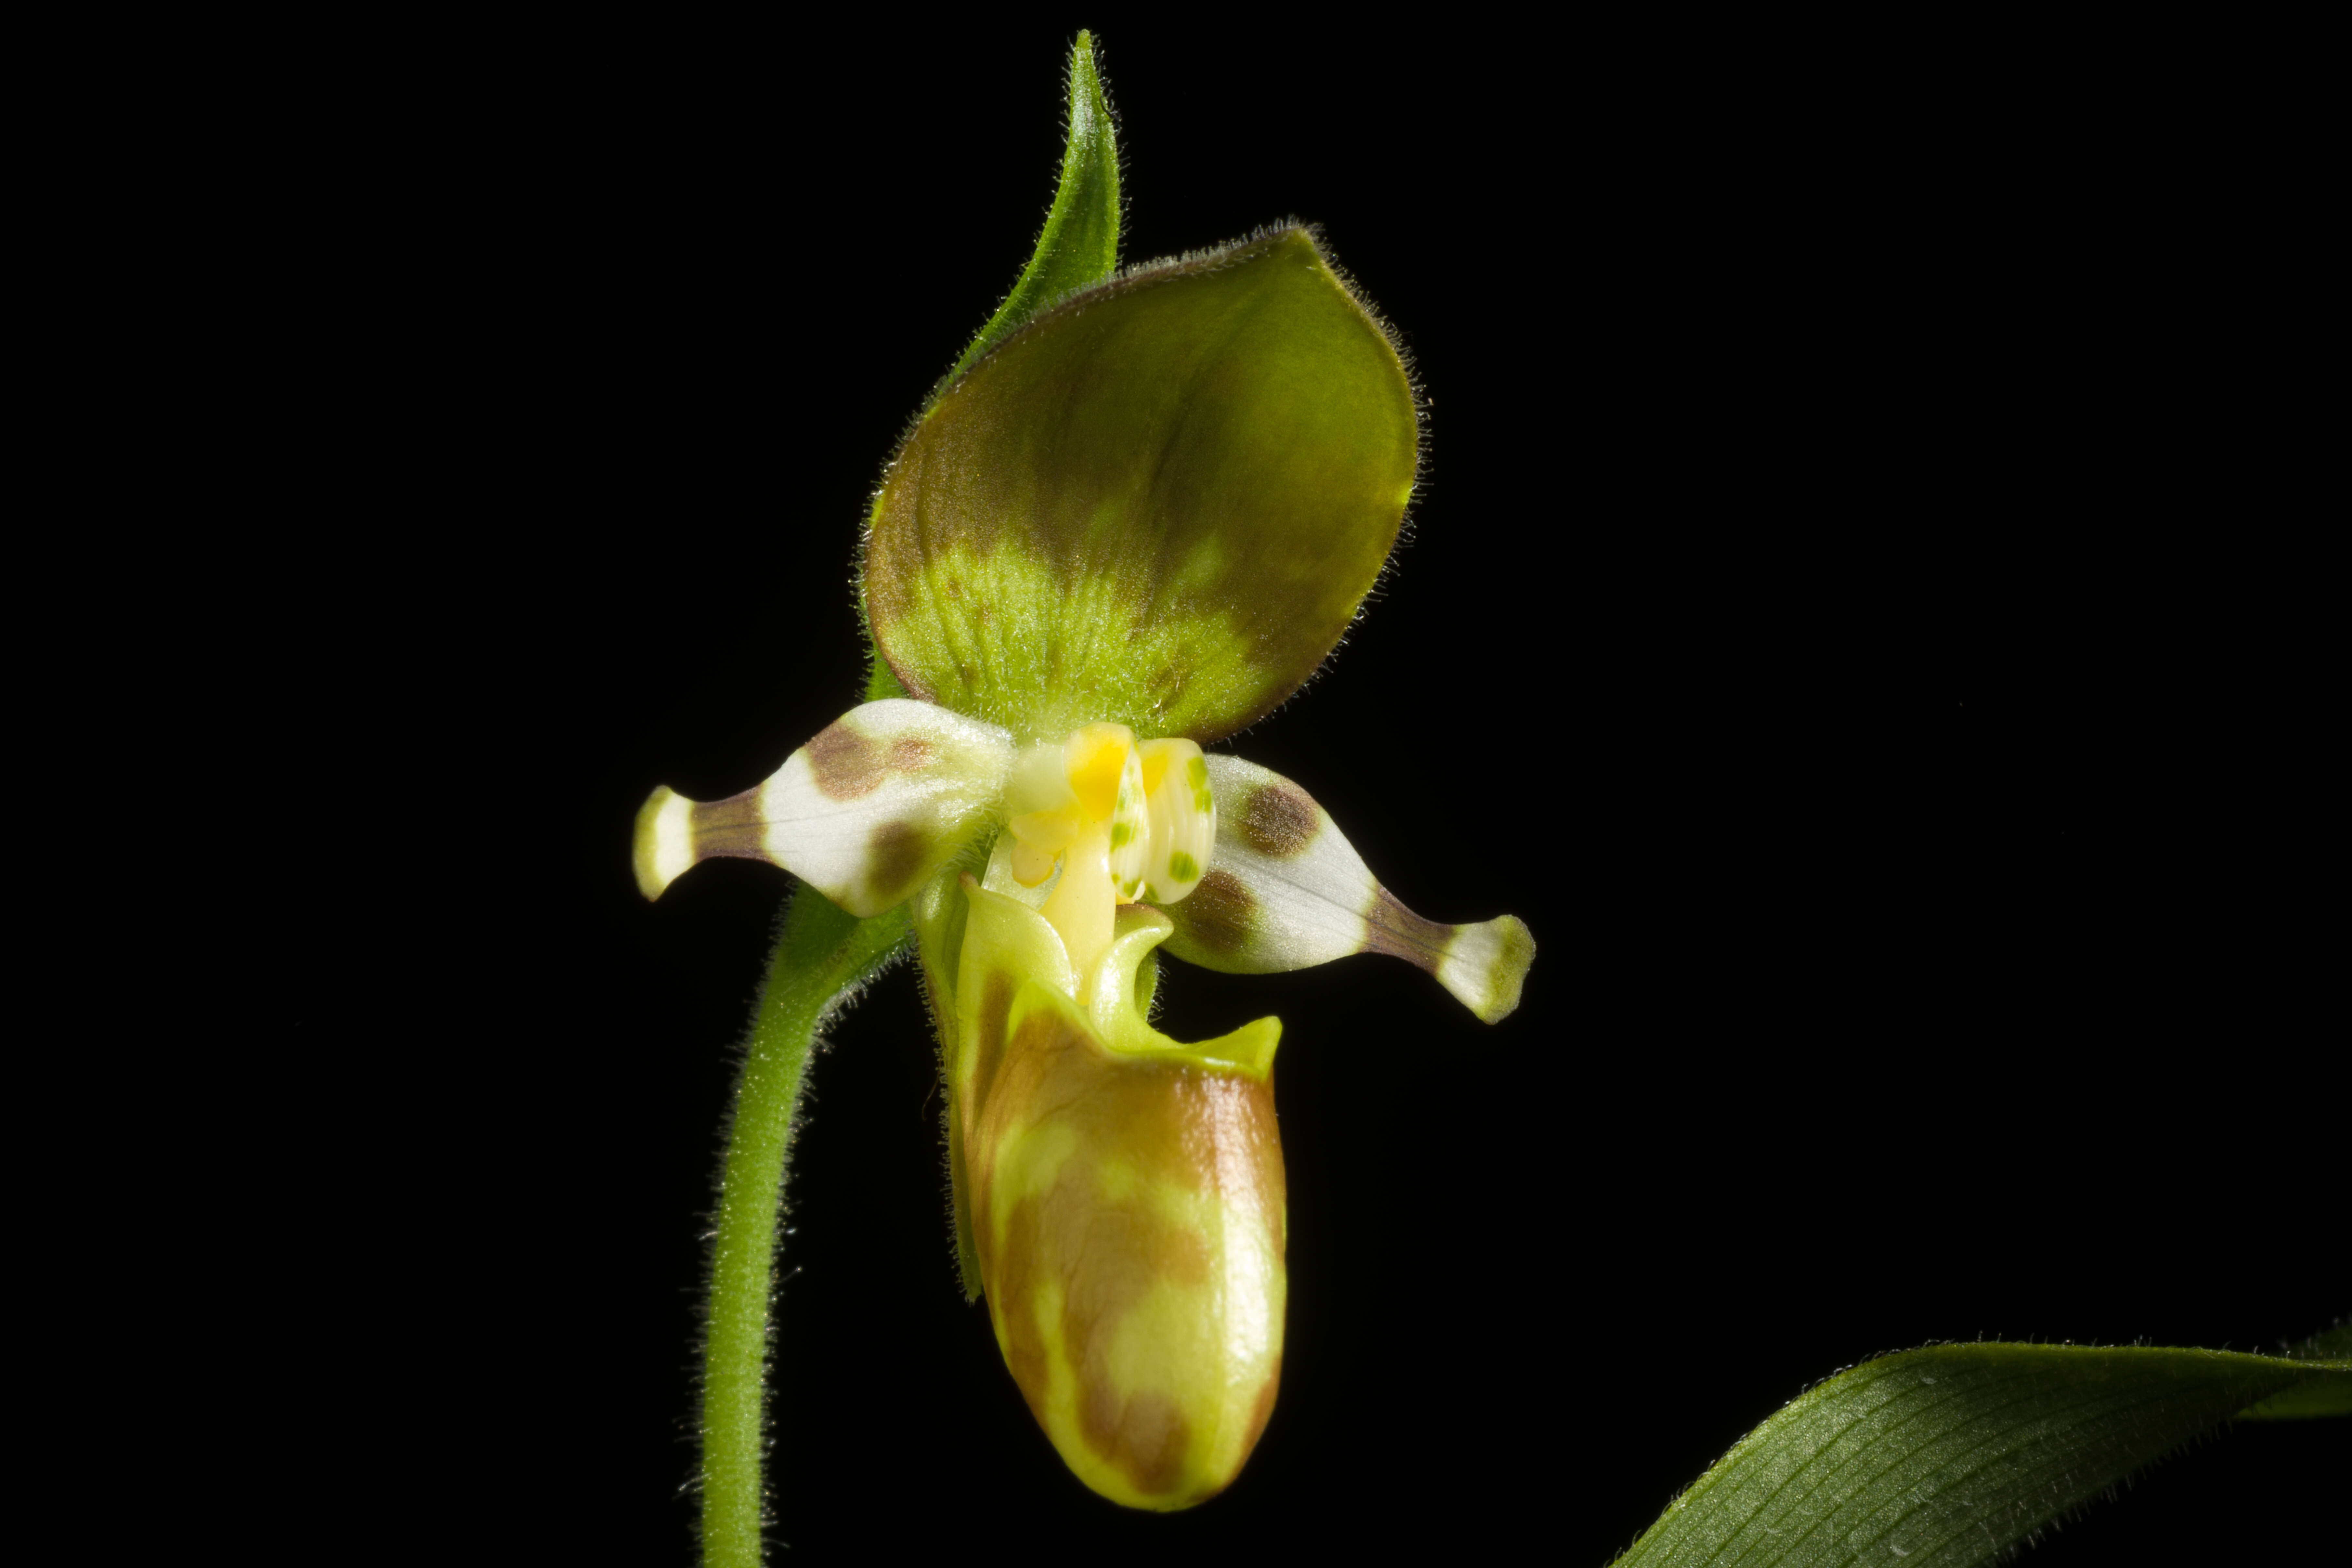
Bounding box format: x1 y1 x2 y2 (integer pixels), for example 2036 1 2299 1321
1158 756 1535 1024
862 226 1418 745
954 881 1285 1510
633 699 1012 916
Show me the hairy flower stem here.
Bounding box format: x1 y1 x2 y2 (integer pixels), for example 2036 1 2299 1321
702 886 908 1566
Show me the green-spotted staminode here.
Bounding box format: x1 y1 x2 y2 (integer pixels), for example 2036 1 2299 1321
636 34 1531 1559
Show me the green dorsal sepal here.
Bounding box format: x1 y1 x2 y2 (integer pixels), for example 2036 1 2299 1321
864 227 1419 745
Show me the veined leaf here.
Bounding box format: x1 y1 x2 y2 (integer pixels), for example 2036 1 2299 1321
2241 1320 2352 1419
934 29 1120 399
1616 1338 2349 1567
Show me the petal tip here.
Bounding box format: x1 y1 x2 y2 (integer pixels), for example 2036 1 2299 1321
1438 914 1535 1024
633 785 696 901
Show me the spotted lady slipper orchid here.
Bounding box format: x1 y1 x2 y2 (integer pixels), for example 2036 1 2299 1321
641 35 1532 1544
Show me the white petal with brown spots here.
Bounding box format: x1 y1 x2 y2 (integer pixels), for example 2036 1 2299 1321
633 698 1013 916
1157 756 1534 1023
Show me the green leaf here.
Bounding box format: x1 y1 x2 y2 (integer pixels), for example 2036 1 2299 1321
1616 1339 2350 1567
2241 1319 2352 1419
935 30 1120 401
864 227 1418 744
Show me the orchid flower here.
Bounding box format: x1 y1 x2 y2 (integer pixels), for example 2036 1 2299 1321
635 35 1530 1557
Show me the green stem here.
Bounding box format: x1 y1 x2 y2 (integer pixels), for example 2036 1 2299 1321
702 885 908 1567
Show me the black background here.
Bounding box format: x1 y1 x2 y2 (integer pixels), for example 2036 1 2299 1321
277 16 2340 1562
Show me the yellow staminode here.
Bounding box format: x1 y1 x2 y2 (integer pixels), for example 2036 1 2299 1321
1064 722 1132 820
1005 724 1218 1000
